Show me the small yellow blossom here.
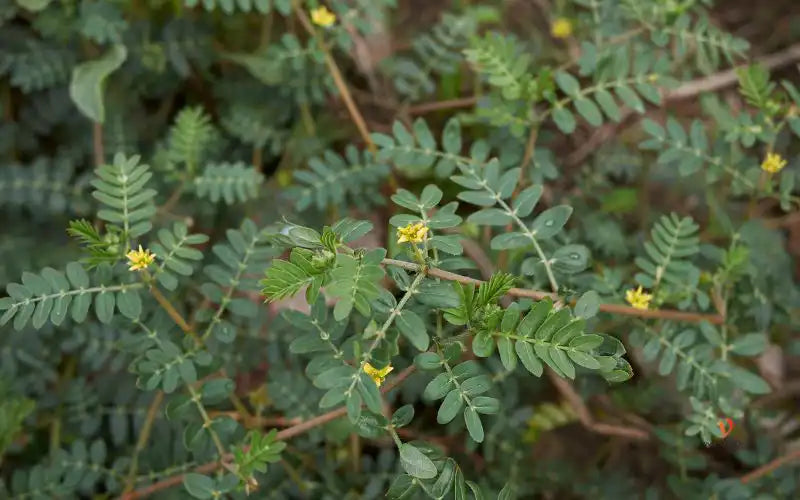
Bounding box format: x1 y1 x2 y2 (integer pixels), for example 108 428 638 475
363 362 393 387
310 6 336 27
276 169 292 187
247 384 270 409
550 18 573 39
761 152 787 174
126 245 156 272
396 222 429 244
625 286 653 310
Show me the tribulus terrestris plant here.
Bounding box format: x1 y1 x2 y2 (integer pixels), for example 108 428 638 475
1 0 799 499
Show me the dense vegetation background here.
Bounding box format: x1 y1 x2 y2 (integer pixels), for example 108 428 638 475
1 0 799 498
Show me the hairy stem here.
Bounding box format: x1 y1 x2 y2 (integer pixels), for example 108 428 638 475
187 385 227 457
380 259 724 324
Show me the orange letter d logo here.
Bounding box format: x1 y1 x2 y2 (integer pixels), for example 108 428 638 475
717 418 734 438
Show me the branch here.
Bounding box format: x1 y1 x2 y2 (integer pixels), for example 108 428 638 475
118 366 416 499
665 43 800 101
122 392 165 494
457 240 648 440
547 371 649 441
752 379 800 408
407 96 478 115
429 242 651 442
566 43 800 168
381 258 724 324
740 449 800 484
147 282 202 344
93 122 104 167
294 5 375 153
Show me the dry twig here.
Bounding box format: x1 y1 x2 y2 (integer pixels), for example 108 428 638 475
382 258 724 324
119 366 416 499
740 449 800 484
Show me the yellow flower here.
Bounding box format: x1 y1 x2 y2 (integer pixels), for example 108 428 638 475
276 169 292 187
761 152 787 174
363 362 393 387
310 6 336 27
625 286 653 310
550 18 573 39
247 384 270 409
396 222 429 244
126 245 156 272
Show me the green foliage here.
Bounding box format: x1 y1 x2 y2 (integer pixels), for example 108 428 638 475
623 6 750 73
199 218 276 342
0 28 76 93
288 146 391 211
386 11 481 100
547 49 670 133
261 247 332 302
1 1 799 499
167 106 216 175
225 33 331 103
77 0 128 44
0 262 145 330
737 64 778 115
231 429 286 490
92 153 156 243
194 162 264 204
0 157 91 215
0 379 34 457
66 218 122 268
185 0 291 15
150 221 209 290
465 33 538 103
523 400 577 442
635 213 700 291
373 117 467 178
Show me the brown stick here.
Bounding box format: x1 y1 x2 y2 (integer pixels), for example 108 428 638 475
382 258 724 324
547 372 649 441
443 242 651 441
740 449 800 484
751 379 800 408
407 96 478 115
122 392 165 494
147 285 202 343
119 366 416 499
566 43 800 168
407 42 800 136
294 6 375 153
93 122 105 167
664 43 800 101
252 146 263 173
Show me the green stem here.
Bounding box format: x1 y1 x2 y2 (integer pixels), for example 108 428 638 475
200 230 263 341
4 283 145 310
437 344 476 412
346 273 426 397
497 197 559 293
187 385 227 457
